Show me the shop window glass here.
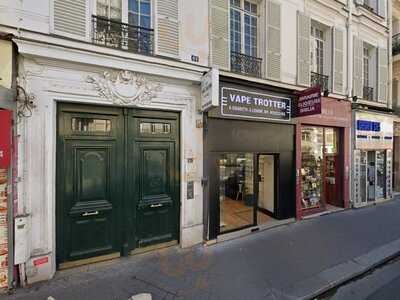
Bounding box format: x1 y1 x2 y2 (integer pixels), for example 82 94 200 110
324 128 338 154
219 153 254 232
376 151 386 199
301 127 324 210
360 151 367 204
71 118 111 132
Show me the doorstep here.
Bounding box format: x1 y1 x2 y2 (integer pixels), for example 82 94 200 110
301 207 345 220
353 196 395 209
215 218 295 244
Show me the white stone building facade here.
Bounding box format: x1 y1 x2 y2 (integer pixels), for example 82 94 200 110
0 0 393 287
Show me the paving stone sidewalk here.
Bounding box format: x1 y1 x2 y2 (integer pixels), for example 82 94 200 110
3 199 400 300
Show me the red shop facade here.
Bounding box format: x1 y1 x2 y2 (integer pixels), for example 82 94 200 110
295 97 351 218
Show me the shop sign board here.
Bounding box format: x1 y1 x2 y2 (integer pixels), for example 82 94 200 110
295 86 321 117
201 68 219 111
220 87 291 121
355 112 393 150
0 110 11 169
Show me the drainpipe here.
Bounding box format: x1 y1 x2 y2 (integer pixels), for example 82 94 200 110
347 0 353 99
388 0 393 110
347 0 354 208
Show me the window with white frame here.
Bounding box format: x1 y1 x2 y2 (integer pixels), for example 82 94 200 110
363 46 370 88
97 0 122 20
128 0 151 28
230 0 258 57
310 26 324 75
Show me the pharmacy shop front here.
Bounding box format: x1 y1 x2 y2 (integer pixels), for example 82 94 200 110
204 80 296 240
353 111 394 207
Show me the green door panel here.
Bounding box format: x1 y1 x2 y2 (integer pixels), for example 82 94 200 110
57 104 180 265
135 142 178 247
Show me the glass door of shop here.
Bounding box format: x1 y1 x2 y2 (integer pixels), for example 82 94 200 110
360 150 387 203
217 153 278 234
218 153 256 233
300 126 342 213
257 154 277 219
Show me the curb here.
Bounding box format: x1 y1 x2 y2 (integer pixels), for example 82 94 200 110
275 237 400 300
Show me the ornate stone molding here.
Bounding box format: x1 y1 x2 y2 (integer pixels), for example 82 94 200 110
87 70 162 105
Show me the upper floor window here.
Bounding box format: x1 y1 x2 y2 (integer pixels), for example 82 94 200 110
128 0 151 28
311 26 324 75
362 43 375 101
363 46 370 88
97 0 122 20
230 0 258 57
363 0 378 13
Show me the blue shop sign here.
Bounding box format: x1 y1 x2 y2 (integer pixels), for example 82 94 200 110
357 120 381 132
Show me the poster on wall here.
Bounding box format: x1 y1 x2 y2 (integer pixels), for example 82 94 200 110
220 87 291 121
0 110 11 169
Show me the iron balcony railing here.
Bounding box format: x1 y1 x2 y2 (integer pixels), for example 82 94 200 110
363 86 374 101
362 3 375 13
230 51 262 78
393 33 400 56
92 15 154 55
310 72 329 92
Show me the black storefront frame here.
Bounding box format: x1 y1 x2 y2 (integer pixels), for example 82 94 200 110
203 78 297 240
205 118 295 240
209 152 280 236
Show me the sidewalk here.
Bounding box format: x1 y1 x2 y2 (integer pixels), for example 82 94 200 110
4 199 400 300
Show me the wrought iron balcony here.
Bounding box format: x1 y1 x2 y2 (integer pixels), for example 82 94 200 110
310 72 329 92
92 15 154 55
230 52 262 78
362 3 375 13
393 33 400 56
363 86 374 101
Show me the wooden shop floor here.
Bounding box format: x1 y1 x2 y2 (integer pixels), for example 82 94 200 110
219 197 275 232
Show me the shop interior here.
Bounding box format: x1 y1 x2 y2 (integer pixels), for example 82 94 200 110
218 153 277 233
300 126 343 214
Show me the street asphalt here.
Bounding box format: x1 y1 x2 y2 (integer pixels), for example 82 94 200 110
3 199 400 300
317 256 400 300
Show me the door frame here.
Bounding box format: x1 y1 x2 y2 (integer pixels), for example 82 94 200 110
255 153 279 221
56 103 181 266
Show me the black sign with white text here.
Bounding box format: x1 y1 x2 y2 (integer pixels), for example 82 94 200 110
221 87 291 121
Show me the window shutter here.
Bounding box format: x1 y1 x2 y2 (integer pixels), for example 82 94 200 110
266 0 281 81
297 12 310 86
54 0 87 38
210 0 229 70
353 37 363 98
324 28 332 90
156 0 179 57
378 0 386 18
378 47 388 103
333 28 344 94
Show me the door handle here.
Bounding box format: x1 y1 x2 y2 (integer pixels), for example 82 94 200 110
150 203 163 208
82 211 99 217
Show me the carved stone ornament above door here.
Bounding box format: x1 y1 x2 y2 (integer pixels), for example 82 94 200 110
87 70 162 105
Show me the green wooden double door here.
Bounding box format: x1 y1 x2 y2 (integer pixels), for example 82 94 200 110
56 104 180 266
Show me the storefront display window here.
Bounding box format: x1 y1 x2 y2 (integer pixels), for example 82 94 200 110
301 126 340 211
376 151 386 199
301 127 323 210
